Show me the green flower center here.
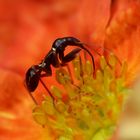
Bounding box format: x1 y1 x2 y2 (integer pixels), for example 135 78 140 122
32 54 129 140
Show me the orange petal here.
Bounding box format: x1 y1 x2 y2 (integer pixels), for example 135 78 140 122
105 1 140 84
0 0 112 75
69 0 111 46
0 68 47 140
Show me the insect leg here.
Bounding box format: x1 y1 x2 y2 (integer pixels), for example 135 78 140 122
58 50 64 62
51 52 60 68
42 65 52 76
27 91 38 105
61 48 81 64
39 78 55 101
77 43 95 75
24 80 38 104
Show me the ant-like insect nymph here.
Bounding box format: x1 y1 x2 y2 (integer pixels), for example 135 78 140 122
25 37 95 104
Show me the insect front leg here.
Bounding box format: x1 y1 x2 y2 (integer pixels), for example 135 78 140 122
60 48 81 65
51 51 61 68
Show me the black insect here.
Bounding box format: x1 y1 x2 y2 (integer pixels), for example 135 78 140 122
50 37 95 69
25 37 95 103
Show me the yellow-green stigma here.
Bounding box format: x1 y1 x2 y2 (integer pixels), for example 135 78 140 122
33 54 129 140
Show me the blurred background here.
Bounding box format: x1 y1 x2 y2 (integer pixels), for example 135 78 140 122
0 0 140 140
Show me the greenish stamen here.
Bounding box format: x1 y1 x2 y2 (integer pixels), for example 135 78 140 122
32 54 129 140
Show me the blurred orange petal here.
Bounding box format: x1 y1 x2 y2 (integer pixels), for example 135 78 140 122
0 69 46 140
69 0 111 45
0 0 112 75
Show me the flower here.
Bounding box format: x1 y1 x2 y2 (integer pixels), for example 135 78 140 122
33 54 128 139
0 0 140 140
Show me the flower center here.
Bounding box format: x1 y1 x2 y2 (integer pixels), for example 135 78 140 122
32 54 129 140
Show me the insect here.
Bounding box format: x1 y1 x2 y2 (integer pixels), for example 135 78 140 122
25 37 95 104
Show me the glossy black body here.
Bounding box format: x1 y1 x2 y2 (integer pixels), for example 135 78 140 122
25 37 94 92
52 37 81 51
25 65 41 92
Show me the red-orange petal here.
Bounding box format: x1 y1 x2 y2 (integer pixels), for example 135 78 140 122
69 0 111 46
105 1 140 84
0 68 45 140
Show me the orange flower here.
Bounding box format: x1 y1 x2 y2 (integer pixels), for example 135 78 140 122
0 0 140 140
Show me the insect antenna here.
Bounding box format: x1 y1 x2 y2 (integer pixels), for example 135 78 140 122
77 42 96 75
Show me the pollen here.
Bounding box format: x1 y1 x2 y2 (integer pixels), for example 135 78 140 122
32 54 129 139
